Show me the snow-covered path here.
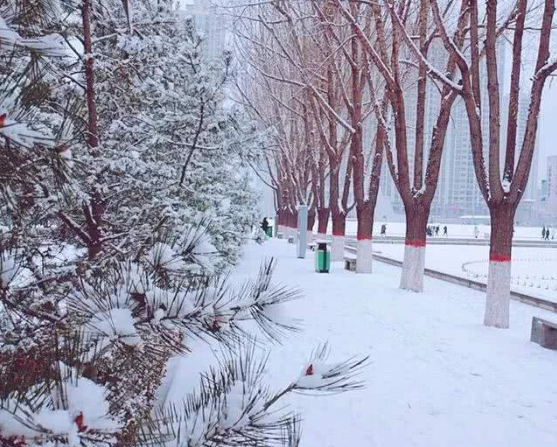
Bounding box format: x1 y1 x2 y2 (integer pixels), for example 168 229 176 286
233 239 557 447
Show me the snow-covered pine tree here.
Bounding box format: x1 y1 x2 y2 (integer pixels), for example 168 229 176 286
1 2 367 446
49 0 265 269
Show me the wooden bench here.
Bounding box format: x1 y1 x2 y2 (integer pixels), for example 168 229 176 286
531 317 557 349
344 254 357 272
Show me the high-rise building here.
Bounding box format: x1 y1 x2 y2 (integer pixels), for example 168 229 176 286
179 0 227 61
546 156 557 218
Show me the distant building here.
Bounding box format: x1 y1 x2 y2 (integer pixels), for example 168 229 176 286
179 0 227 61
546 156 557 219
540 178 548 203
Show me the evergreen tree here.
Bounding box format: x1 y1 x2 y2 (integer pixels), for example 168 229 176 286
1 2 366 446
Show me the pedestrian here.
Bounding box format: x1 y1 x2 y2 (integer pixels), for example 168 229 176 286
545 228 550 241
261 217 269 234
384 224 387 236
435 226 439 237
443 225 447 237
542 226 546 239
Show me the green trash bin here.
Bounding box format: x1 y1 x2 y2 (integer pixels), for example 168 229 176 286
266 227 273 237
314 242 330 273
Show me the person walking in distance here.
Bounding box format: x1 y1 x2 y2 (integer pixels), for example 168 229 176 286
443 225 448 237
261 217 269 234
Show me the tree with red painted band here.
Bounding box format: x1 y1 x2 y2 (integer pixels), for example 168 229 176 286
416 0 557 328
233 31 324 241
234 0 355 258
309 0 385 273
335 0 466 290
309 66 354 261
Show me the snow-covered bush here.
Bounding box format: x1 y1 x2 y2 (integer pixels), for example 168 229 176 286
0 2 367 447
48 2 265 270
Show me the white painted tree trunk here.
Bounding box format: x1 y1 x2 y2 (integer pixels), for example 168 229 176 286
307 231 314 244
278 225 286 237
316 232 327 242
356 239 373 273
484 260 511 328
331 235 344 262
400 244 425 292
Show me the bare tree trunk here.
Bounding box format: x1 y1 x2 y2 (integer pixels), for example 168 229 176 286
317 207 330 239
307 206 316 243
331 210 346 262
277 208 285 236
356 202 373 273
85 190 104 260
284 208 293 238
58 0 104 261
484 203 515 328
400 206 428 292
290 208 298 238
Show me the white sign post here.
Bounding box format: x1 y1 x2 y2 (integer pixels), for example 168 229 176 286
297 205 308 258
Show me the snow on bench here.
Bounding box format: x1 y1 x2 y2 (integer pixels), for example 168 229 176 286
531 317 557 350
344 253 357 272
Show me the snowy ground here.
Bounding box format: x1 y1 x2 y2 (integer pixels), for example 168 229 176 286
164 239 557 447
375 243 557 303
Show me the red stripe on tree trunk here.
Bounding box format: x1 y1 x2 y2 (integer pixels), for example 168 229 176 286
490 253 511 262
405 239 426 247
357 234 373 241
332 231 345 236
